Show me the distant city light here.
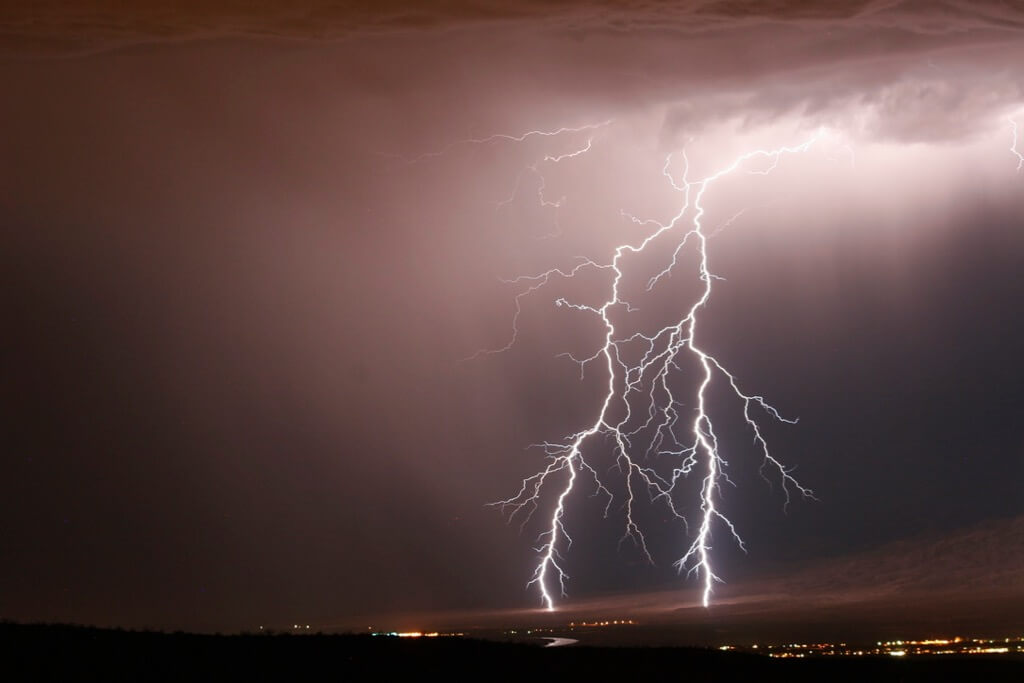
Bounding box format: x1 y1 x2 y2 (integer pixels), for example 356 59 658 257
714 633 1024 658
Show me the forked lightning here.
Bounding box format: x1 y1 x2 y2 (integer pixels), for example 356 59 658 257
478 123 818 609
413 112 1019 611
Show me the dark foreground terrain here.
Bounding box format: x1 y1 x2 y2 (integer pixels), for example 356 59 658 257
3 622 1023 682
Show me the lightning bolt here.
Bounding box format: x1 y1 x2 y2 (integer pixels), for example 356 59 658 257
495 134 599 240
1009 117 1024 172
401 109 1023 612
395 120 612 164
483 126 819 610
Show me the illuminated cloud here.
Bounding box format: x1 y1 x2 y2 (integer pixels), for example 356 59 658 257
7 2 1022 141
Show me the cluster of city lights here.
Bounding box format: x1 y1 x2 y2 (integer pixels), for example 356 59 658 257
569 619 636 628
720 635 1024 658
503 628 558 635
369 631 464 638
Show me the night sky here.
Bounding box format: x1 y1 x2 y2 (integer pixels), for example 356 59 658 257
2 1 1023 635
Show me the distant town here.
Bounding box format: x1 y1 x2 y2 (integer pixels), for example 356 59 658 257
724 635 1024 658
357 619 1024 658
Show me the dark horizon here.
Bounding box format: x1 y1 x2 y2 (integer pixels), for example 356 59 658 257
2 1 1023 638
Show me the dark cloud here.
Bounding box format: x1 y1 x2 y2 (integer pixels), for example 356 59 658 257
3 1 1023 55
751 514 1024 603
6 1 1022 145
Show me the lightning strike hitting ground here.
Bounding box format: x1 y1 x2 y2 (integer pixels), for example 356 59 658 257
469 123 821 610
401 109 1021 610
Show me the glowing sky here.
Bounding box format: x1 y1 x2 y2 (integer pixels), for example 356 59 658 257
1 1 1023 633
